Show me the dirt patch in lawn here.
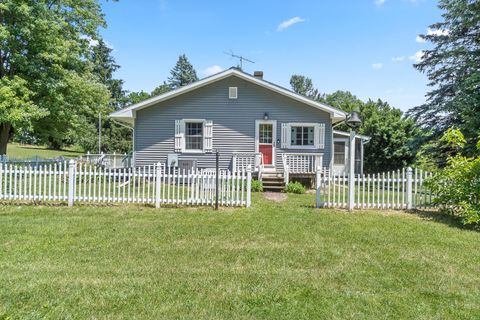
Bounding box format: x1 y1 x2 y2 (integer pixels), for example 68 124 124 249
263 192 287 202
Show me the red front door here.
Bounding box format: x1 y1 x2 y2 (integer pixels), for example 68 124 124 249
259 123 273 165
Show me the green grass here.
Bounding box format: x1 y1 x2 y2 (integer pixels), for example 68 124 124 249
5 143 83 159
0 193 479 319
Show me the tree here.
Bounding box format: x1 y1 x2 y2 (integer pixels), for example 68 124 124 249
407 0 480 156
151 82 171 97
289 75 322 101
0 77 46 154
0 0 112 152
77 39 131 153
360 100 420 173
168 54 198 89
290 75 420 172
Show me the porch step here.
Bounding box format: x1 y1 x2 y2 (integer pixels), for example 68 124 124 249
261 173 285 192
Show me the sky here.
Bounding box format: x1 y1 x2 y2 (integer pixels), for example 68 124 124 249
100 0 443 112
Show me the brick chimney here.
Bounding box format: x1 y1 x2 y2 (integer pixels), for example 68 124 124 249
253 71 264 79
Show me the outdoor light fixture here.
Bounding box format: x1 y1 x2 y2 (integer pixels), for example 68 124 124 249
263 112 269 120
346 111 362 129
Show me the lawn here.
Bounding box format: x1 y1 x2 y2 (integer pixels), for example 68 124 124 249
5 143 83 159
0 193 479 319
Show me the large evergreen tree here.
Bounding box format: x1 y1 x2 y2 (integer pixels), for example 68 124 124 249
407 0 480 156
0 0 111 152
168 54 198 89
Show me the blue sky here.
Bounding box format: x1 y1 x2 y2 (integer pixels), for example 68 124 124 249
100 0 442 111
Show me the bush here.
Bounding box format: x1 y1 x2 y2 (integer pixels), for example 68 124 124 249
285 181 306 194
251 179 263 192
427 155 480 225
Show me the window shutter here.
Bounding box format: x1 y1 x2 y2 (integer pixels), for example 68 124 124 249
281 123 288 149
315 123 325 149
175 120 185 152
203 120 213 153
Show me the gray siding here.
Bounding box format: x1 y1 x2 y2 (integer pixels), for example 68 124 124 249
134 76 333 171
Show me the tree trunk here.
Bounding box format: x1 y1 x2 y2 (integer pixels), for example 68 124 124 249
0 123 11 155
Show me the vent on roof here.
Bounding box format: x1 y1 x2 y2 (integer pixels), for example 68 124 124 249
229 87 238 99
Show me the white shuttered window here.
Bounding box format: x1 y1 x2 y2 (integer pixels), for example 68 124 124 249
281 122 325 149
175 119 213 153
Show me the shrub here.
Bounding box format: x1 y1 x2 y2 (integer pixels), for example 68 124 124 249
251 179 263 192
285 181 306 194
427 155 480 225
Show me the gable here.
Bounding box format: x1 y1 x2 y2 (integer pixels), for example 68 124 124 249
109 69 346 124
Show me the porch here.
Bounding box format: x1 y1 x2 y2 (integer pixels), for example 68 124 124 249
232 152 327 187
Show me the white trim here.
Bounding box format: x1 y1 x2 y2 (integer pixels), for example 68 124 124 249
255 120 277 167
109 69 346 121
333 130 370 141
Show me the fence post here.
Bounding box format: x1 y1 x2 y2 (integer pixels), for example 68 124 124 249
246 165 252 207
68 159 76 207
316 167 322 208
155 162 162 208
406 167 413 210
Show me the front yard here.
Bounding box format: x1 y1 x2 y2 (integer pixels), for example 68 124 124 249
0 193 479 319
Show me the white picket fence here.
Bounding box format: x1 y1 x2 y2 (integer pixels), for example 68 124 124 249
0 161 252 207
316 167 436 210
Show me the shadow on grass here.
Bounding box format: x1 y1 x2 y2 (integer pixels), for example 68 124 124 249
301 201 478 231
407 209 478 231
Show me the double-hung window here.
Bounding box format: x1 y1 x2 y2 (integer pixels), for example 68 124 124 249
175 119 213 153
185 122 203 151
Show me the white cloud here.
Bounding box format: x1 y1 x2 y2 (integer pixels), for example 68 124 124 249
392 56 406 62
202 65 224 77
426 27 449 36
372 63 383 70
415 35 426 43
277 17 307 31
375 0 387 6
409 50 424 62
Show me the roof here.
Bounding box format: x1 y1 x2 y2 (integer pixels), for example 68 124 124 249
333 130 371 142
109 68 347 123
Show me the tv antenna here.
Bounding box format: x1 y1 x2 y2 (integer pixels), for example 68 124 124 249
223 50 255 69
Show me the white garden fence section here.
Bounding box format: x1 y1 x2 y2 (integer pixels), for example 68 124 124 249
0 161 252 208
316 167 436 210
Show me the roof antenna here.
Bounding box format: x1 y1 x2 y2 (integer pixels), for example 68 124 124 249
223 50 255 70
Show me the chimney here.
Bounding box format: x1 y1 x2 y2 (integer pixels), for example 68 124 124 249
253 71 264 80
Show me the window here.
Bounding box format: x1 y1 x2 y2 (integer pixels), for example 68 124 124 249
291 126 314 146
334 141 346 165
259 124 273 144
281 123 324 149
185 122 203 151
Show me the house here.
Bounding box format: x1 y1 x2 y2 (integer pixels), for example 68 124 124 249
110 68 369 188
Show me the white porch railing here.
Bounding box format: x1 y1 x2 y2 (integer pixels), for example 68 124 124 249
282 153 324 184
282 153 323 173
232 152 263 176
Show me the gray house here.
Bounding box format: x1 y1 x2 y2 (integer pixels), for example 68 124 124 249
110 68 369 188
